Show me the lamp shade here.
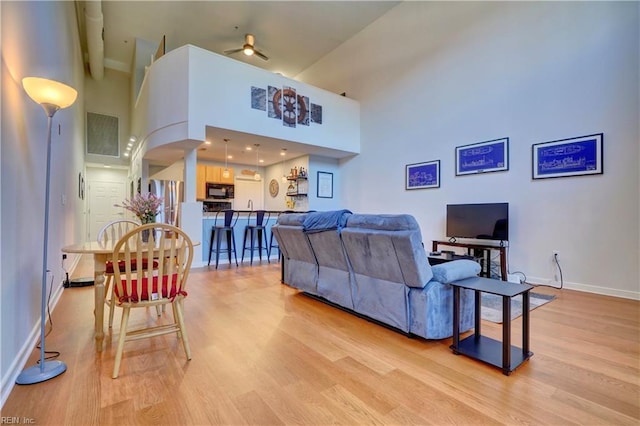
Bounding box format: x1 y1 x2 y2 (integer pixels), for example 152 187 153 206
22 77 77 109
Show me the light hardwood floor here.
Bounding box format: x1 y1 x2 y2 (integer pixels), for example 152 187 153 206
3 258 639 425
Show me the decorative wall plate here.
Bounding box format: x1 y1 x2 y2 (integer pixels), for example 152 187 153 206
269 179 279 197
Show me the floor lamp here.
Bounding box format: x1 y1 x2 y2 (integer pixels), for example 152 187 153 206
16 77 77 385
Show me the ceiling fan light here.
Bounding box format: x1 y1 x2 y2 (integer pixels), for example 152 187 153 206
243 45 254 56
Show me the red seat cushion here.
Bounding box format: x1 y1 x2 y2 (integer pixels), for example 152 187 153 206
114 274 186 303
105 258 159 274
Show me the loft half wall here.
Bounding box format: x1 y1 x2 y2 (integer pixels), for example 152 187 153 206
131 44 361 168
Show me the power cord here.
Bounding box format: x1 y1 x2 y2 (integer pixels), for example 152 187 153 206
510 270 527 283
505 247 530 284
526 253 564 290
554 252 564 289
36 272 61 364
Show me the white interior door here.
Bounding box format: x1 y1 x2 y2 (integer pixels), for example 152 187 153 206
87 180 126 241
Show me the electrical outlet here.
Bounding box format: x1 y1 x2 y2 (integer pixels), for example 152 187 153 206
552 250 559 259
62 254 67 260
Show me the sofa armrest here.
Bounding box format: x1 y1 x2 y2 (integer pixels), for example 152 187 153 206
431 260 481 283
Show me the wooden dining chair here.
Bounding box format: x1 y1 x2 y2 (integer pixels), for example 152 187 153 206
98 219 141 328
110 223 194 378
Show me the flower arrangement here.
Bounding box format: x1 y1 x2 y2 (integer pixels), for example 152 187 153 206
115 193 163 224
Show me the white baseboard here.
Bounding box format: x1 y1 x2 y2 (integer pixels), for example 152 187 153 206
1 281 65 408
527 275 640 300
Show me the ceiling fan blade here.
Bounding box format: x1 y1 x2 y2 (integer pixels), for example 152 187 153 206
254 49 269 61
224 48 243 55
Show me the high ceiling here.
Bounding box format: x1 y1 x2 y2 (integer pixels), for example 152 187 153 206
79 0 399 167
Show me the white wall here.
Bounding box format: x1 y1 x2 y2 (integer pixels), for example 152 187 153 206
308 155 341 211
298 1 640 298
1 0 85 405
85 68 132 167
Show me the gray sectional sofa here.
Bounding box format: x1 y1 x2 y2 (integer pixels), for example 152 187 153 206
272 211 480 339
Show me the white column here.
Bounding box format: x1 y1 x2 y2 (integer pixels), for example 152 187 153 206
181 148 203 266
183 149 197 202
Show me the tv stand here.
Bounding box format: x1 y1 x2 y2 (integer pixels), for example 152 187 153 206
432 240 507 281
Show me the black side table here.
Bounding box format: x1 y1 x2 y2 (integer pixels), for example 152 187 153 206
449 276 534 375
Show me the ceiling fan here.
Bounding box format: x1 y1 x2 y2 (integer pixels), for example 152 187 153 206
224 34 269 61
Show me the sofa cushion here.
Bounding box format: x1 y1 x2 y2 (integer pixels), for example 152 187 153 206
346 214 419 231
342 214 433 288
276 213 308 226
303 209 352 233
431 260 481 283
273 213 318 293
114 274 183 303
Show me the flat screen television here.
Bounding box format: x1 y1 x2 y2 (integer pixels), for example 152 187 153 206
446 203 509 241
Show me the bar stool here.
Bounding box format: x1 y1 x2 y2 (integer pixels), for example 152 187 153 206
208 209 239 268
241 210 270 265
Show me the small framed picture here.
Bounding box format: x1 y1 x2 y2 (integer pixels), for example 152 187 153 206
456 137 509 176
317 171 333 198
532 133 603 180
406 160 440 190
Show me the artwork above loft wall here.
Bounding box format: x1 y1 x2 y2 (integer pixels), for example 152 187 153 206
252 85 322 128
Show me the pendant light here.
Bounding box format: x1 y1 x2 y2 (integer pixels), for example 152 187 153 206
222 139 230 179
253 144 261 181
281 148 288 183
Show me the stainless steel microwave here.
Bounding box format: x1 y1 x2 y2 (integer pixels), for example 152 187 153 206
206 183 234 199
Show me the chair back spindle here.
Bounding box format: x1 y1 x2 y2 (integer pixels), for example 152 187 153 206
97 219 140 247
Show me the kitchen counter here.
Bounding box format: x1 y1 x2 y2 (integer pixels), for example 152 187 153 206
201 210 285 264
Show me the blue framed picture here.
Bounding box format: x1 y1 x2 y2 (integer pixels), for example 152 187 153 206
406 160 440 190
532 133 603 180
455 137 509 176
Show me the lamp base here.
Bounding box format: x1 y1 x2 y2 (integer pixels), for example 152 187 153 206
16 360 67 385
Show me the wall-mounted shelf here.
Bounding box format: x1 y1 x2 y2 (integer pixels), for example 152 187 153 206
286 176 308 197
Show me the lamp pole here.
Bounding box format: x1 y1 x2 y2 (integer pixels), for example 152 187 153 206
16 78 77 385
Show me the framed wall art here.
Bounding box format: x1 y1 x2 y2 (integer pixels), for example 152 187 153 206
455 137 509 176
317 171 333 198
406 160 440 190
532 133 603 180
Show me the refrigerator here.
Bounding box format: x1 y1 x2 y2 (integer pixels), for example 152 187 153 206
150 179 183 227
